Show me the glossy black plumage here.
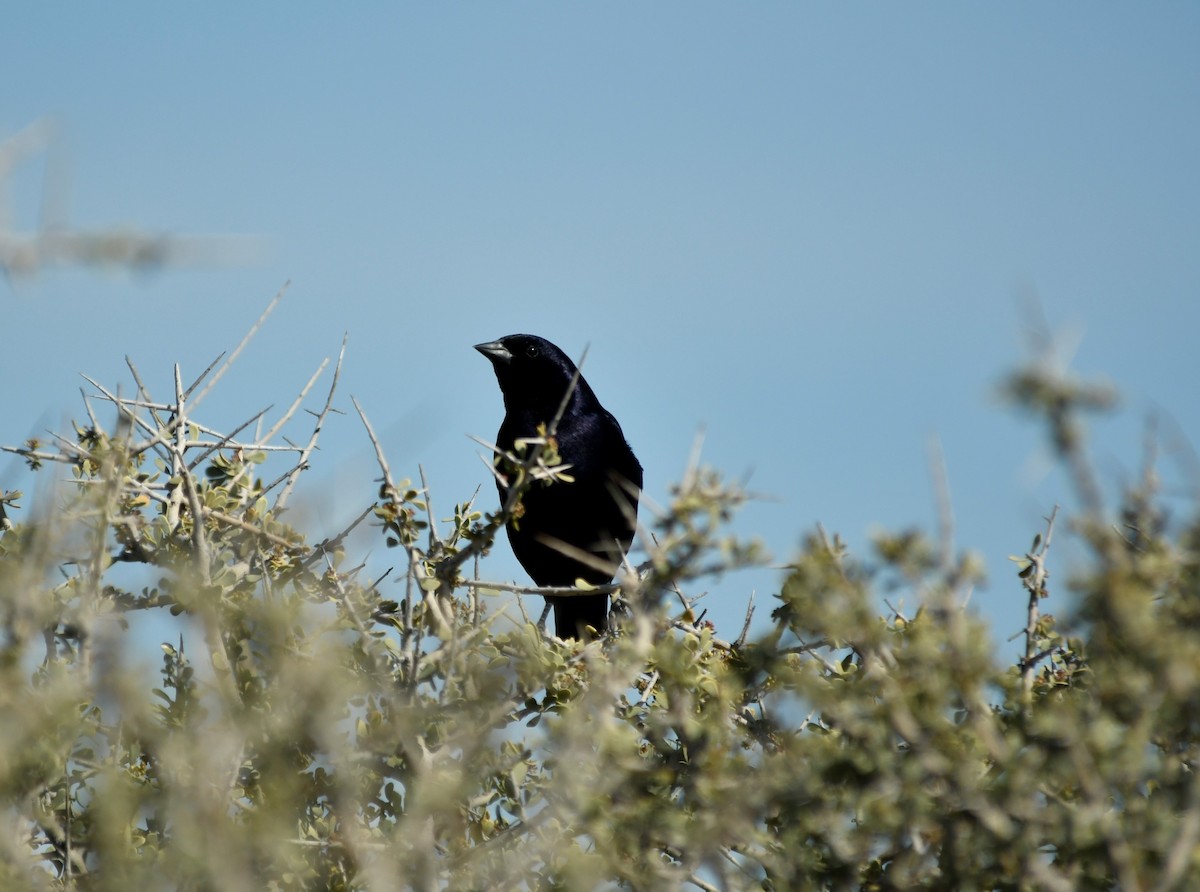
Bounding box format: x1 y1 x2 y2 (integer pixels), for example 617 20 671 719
475 334 642 639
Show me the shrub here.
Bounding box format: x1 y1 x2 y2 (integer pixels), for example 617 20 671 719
1 314 1196 891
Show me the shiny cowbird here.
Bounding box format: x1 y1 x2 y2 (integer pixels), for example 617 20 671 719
475 334 642 639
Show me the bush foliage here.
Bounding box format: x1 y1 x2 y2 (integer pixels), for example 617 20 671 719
1 324 1198 891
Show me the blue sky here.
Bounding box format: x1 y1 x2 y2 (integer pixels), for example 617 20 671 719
4 5 1198 652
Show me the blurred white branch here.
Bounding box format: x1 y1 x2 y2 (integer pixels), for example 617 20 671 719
0 118 267 277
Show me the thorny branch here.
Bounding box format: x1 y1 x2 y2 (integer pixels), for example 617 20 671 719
1017 505 1059 697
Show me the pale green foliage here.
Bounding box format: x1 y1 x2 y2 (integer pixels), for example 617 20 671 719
0 344 1197 891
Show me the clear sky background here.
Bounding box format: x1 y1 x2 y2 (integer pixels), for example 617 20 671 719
4 5 1198 653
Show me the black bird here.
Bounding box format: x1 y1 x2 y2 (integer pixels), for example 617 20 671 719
475 334 642 639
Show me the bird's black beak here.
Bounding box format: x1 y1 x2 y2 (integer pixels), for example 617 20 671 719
474 340 512 365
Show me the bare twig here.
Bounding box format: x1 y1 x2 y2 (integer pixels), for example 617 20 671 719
189 283 288 413
171 365 207 579
181 351 229 402
459 578 620 598
419 464 441 550
299 503 376 571
1019 505 1059 696
275 333 345 512
185 407 272 472
261 357 330 444
351 395 433 674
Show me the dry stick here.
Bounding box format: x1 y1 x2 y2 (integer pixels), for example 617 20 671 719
458 578 619 598
81 373 195 469
172 365 210 583
0 445 76 465
81 374 161 443
258 464 304 501
80 388 101 431
164 377 186 531
298 502 376 570
735 591 755 648
418 464 442 549
45 430 93 458
511 590 534 627
275 333 345 512
179 351 228 402
1019 505 1059 696
188 281 289 413
169 365 241 729
184 439 298 453
77 397 137 685
137 420 290 462
670 620 738 654
238 359 343 501
261 355 331 445
205 509 297 551
351 396 437 676
95 395 177 413
115 358 179 490
124 355 166 427
185 407 272 472
463 483 483 627
884 598 909 625
318 548 377 652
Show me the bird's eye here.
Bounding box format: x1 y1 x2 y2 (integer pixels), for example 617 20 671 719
525 344 539 358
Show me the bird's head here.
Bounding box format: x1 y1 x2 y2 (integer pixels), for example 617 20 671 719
475 334 595 415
